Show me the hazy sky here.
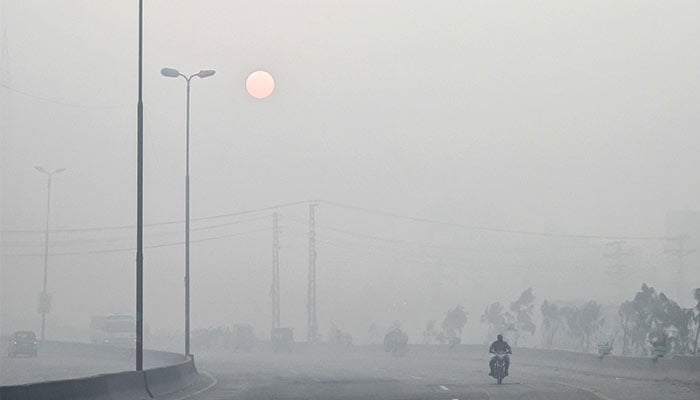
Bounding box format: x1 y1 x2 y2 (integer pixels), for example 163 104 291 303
1 1 699 345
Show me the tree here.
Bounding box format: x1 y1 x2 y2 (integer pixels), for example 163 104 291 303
579 301 605 353
630 284 657 354
562 301 605 353
481 302 506 341
481 289 536 346
509 288 536 346
442 305 468 342
541 300 562 349
618 300 638 355
693 288 700 355
616 284 657 356
384 321 408 356
618 284 696 356
656 293 692 354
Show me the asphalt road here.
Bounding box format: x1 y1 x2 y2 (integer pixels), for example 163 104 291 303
172 349 700 400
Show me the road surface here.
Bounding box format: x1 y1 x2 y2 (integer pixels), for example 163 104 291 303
170 348 699 400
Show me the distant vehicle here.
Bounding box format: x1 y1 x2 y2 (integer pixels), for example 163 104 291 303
271 328 293 353
230 324 256 351
7 330 38 357
90 314 135 347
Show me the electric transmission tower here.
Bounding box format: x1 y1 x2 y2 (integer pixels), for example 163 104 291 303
308 203 318 342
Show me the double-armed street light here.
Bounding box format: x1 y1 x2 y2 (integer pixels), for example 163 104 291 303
34 166 66 341
160 67 215 357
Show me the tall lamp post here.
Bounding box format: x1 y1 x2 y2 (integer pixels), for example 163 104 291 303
34 166 66 341
160 67 215 357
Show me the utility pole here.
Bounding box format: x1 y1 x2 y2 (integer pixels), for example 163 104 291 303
665 235 696 303
34 167 65 341
308 203 318 342
272 212 280 331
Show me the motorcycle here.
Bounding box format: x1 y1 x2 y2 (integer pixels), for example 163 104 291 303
491 351 509 384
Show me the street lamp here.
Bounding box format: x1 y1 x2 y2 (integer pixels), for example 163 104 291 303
160 67 215 357
34 166 66 341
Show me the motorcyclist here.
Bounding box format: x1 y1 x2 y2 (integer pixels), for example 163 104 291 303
488 334 512 376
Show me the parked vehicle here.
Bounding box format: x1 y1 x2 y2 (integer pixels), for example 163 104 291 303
90 314 135 347
7 331 38 357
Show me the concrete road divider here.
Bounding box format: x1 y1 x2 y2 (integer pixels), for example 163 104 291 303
144 356 197 397
0 385 29 400
0 371 151 400
105 370 152 400
25 375 110 400
0 343 199 400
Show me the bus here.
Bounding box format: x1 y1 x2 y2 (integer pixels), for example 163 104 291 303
90 314 135 347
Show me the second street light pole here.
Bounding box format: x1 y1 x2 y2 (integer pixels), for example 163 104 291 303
136 0 144 372
161 67 215 357
35 166 65 341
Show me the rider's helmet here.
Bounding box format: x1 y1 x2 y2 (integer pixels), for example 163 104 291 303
497 334 503 341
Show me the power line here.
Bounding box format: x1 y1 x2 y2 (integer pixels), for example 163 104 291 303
3 197 670 242
1 200 309 234
191 200 310 222
282 216 608 254
0 82 129 109
1 228 269 257
0 215 271 248
319 200 670 241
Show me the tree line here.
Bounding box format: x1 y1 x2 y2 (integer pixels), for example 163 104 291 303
481 285 700 356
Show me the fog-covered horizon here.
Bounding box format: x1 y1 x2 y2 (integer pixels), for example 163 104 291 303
2 1 699 347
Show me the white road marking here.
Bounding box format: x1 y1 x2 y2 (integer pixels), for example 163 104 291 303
169 370 218 400
409 375 424 380
548 381 618 400
438 385 449 391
